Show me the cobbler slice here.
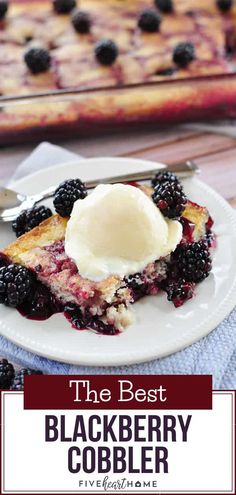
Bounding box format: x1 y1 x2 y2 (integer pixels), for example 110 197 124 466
0 179 214 335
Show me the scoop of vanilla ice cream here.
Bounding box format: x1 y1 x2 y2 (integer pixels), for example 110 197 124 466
65 184 182 282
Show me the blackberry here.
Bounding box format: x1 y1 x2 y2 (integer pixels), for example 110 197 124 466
0 359 15 390
10 368 42 391
53 0 76 14
0 0 8 19
12 205 52 238
152 181 187 218
154 0 173 13
138 9 161 32
151 170 179 189
71 9 91 33
24 47 51 74
165 279 195 307
173 42 195 68
171 241 212 283
95 39 118 66
216 0 233 12
53 178 87 217
0 264 34 308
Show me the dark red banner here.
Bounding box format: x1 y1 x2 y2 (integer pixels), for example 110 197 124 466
24 375 212 410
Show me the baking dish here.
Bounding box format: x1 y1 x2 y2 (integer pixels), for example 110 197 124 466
1 0 236 144
1 74 236 145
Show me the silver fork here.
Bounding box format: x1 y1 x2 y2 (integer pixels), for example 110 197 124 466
0 160 199 223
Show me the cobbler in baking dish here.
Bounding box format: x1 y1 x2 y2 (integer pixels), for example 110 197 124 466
0 172 215 335
0 0 236 96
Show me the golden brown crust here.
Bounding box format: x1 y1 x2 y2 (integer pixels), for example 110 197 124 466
3 214 68 263
3 213 121 297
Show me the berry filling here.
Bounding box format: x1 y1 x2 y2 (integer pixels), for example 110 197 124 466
163 279 195 308
64 304 119 336
18 280 62 320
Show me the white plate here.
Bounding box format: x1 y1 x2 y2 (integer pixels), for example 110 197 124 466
0 157 236 366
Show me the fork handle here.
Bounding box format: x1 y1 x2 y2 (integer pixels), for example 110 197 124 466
85 160 199 189
32 160 199 204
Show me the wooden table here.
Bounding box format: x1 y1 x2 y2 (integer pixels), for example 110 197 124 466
0 124 236 371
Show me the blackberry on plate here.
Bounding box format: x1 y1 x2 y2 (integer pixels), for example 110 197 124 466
171 240 212 283
216 0 233 12
164 279 195 307
10 368 42 391
0 264 34 308
0 0 8 19
152 181 187 218
53 178 88 217
72 9 91 33
24 47 51 74
0 359 15 390
95 39 118 66
154 0 173 13
12 205 52 238
173 42 195 68
151 170 179 189
138 9 161 32
53 0 76 14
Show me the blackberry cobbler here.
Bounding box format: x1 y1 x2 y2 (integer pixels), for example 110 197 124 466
0 172 215 335
1 0 236 96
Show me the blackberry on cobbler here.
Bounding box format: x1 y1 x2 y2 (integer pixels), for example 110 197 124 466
24 47 51 74
138 9 161 32
72 9 91 33
53 0 76 14
0 359 15 390
164 279 195 308
173 42 195 68
95 39 118 66
54 178 87 217
154 0 173 13
12 205 53 238
152 181 187 218
0 0 8 19
171 241 212 283
0 264 34 307
10 368 43 391
216 0 233 12
151 170 179 189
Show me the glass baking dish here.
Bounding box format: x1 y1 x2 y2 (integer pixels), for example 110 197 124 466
1 0 236 145
1 73 236 145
